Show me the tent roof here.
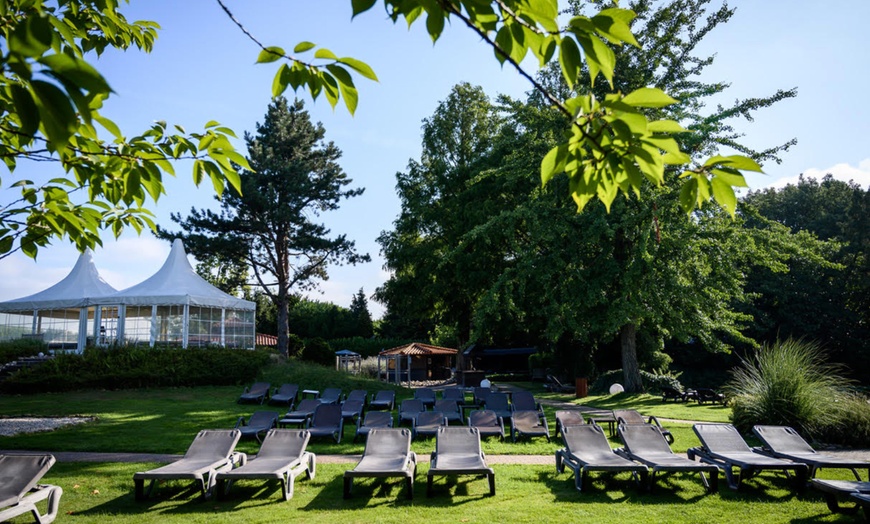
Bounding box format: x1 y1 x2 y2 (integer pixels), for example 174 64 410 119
94 239 255 310
0 250 117 312
379 342 458 356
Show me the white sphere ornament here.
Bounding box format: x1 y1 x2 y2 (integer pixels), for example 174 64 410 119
480 379 491 388
609 383 625 395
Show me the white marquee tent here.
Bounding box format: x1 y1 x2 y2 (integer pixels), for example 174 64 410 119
0 239 256 351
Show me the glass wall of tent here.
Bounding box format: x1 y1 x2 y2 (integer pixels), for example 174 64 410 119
0 312 34 340
224 309 255 349
0 308 81 350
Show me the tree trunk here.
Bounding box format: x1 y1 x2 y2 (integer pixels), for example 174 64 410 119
620 323 643 393
276 292 290 357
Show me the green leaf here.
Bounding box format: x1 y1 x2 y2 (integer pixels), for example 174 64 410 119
711 169 748 187
351 0 377 18
10 85 39 136
426 10 445 43
622 87 678 108
559 37 583 89
326 64 358 115
711 176 737 217
272 63 291 98
680 177 699 214
256 46 285 64
320 71 340 109
494 26 512 65
314 48 338 60
31 80 77 149
541 144 568 185
9 14 53 58
662 151 691 165
293 41 316 53
707 154 764 172
647 119 687 133
337 57 378 81
39 54 112 94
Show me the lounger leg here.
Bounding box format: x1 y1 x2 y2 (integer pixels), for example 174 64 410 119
555 451 564 473
283 476 293 501
343 477 353 499
406 476 414 500
33 485 63 524
488 473 496 496
134 479 145 501
426 475 434 497
822 492 860 515
307 452 317 479
578 469 587 492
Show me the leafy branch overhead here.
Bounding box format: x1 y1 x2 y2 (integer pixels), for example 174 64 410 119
240 0 762 215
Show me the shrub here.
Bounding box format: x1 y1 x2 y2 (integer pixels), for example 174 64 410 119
0 345 271 394
359 356 381 379
726 338 862 444
0 338 47 364
590 369 683 394
301 337 333 366
286 333 305 358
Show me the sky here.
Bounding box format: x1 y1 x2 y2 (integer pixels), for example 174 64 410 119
1 0 869 320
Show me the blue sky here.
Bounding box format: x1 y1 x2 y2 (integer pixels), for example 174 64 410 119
2 0 869 320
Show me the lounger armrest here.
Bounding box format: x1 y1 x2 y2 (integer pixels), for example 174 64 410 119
647 415 663 429
234 416 246 428
231 451 248 468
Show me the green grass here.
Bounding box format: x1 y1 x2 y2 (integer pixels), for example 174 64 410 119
37 462 858 523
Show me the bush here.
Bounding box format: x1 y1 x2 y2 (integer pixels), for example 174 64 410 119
0 338 47 364
286 333 305 358
726 338 865 445
301 337 333 366
0 345 271 394
590 369 683 395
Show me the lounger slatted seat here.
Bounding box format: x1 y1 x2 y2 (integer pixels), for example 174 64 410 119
369 390 395 411
216 429 315 501
752 425 869 480
269 384 299 406
473 387 493 406
554 410 586 439
687 423 806 491
355 411 393 443
399 399 425 426
0 454 62 524
617 423 718 493
433 399 463 425
614 409 674 444
340 399 365 424
346 389 368 405
319 388 344 405
238 382 270 404
412 411 446 440
234 411 280 443
555 424 648 491
467 410 505 440
279 399 321 428
441 387 466 404
510 391 543 417
414 388 437 409
427 427 495 497
307 403 344 443
482 392 512 421
811 479 870 515
134 429 244 500
852 493 870 520
511 410 550 442
344 428 417 500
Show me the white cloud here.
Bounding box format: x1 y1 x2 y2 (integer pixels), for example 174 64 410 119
765 158 870 190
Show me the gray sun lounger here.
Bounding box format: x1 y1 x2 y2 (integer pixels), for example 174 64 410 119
238 382 270 404
234 411 279 443
414 388 437 408
413 411 446 440
355 411 393 443
614 409 674 444
279 399 321 428
344 428 417 499
319 388 344 405
307 403 344 443
269 384 299 406
752 425 869 480
341 399 365 424
399 399 425 426
369 390 396 411
511 410 550 442
555 424 648 492
554 410 586 439
483 392 512 421
134 429 245 500
427 427 495 497
687 423 807 491
216 429 315 501
433 399 464 424
811 479 870 515
467 410 505 440
617 423 718 492
0 454 63 524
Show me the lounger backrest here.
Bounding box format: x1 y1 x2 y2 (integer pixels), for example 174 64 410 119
436 427 481 456
414 388 436 402
442 388 465 402
614 409 645 425
373 390 394 403
321 388 343 403
693 423 752 453
512 410 541 429
511 391 538 411
311 403 342 428
0 454 55 507
563 423 609 453
248 382 270 395
346 390 368 403
276 384 298 397
555 410 585 428
183 429 241 461
473 387 492 405
257 429 310 460
248 411 280 429
291 399 321 415
365 428 411 456
342 399 365 414
434 399 460 415
362 411 393 428
400 399 424 415
618 424 673 455
469 410 499 428
485 392 510 411
415 411 446 427
752 425 815 454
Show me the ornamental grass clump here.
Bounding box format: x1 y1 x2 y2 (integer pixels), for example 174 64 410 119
726 338 861 442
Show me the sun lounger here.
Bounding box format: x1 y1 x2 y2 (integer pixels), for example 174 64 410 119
687 423 806 490
414 387 437 408
238 382 270 404
341 399 365 424
441 387 466 404
319 388 344 405
234 411 280 443
853 493 870 520
693 388 726 405
427 427 495 497
134 429 245 500
369 390 396 411
660 386 687 402
614 409 674 444
399 399 425 426
617 423 718 492
544 374 574 393
555 424 648 492
752 425 869 480
811 479 870 515
412 411 446 440
510 391 543 416
433 399 463 425
554 410 586 439
306 403 344 443
467 410 505 440
346 389 368 405
511 410 550 442
278 399 321 428
344 428 417 499
473 387 493 406
269 383 299 406
0 454 62 524
355 411 394 442
216 429 315 501
483 392 512 421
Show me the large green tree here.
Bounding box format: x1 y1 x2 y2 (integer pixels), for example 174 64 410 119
159 97 369 356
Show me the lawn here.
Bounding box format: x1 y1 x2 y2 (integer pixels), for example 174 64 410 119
0 362 862 522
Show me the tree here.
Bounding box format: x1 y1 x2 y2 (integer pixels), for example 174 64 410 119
349 288 374 339
158 97 369 356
